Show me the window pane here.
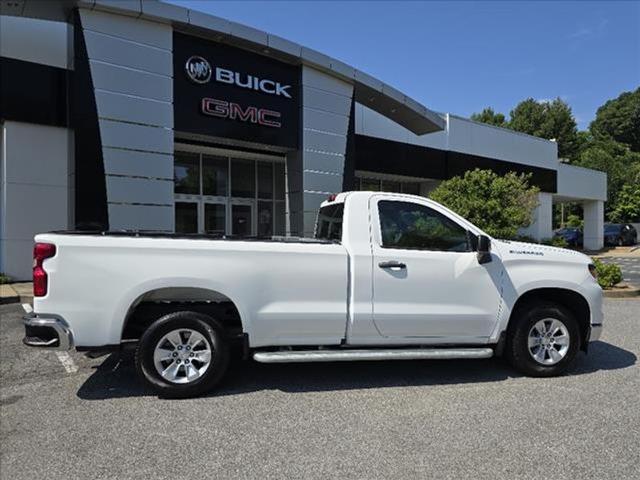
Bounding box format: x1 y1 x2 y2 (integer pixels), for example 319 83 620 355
360 178 380 191
378 201 468 252
232 204 252 236
401 182 421 195
202 155 228 196
381 180 401 193
175 202 198 233
315 203 344 242
204 204 225 235
174 152 200 194
274 202 285 235
274 163 285 200
231 159 255 198
257 201 273 237
257 162 273 199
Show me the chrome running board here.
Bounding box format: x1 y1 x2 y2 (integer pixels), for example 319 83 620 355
253 348 494 363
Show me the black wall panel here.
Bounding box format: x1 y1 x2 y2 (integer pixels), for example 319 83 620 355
72 11 109 230
0 56 69 127
354 134 557 193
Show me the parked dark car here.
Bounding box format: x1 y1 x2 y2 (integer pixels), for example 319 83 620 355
553 227 583 247
604 223 638 246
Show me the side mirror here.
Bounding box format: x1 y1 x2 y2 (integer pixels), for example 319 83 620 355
476 235 492 264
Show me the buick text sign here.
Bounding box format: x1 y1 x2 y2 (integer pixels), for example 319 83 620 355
174 33 300 149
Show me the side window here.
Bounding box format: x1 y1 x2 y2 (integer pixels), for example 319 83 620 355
315 203 344 242
378 200 469 252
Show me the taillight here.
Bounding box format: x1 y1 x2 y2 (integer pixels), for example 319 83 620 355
33 243 56 297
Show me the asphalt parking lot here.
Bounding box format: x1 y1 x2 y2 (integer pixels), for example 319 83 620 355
600 255 640 287
1 301 639 480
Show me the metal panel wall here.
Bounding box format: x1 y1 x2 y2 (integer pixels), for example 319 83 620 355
79 8 174 231
287 66 354 236
0 121 73 280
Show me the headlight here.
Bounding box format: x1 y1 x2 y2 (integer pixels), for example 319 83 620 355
588 263 598 280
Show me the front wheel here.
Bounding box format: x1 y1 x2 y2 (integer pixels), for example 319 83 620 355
135 311 230 398
507 303 580 377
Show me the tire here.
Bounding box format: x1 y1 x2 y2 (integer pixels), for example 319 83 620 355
135 311 230 398
506 302 580 377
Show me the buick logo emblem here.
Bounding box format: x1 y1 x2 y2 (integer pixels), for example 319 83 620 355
185 56 211 84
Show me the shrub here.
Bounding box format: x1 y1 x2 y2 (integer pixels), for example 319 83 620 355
566 214 583 228
592 258 623 289
0 273 12 285
430 169 539 239
541 237 569 248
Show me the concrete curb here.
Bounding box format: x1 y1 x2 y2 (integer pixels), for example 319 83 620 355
603 284 640 298
590 246 640 258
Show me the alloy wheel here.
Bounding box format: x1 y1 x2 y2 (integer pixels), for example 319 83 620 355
153 329 213 384
527 318 570 366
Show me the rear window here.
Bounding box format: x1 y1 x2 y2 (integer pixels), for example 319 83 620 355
315 203 344 242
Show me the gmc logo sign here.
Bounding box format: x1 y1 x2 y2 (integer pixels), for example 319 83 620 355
201 98 282 128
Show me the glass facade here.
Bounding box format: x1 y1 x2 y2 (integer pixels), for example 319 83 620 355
174 202 198 233
174 149 286 236
354 176 423 195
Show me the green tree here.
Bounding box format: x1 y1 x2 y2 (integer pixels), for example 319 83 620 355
429 169 539 239
508 98 546 135
590 87 640 152
574 130 594 158
608 183 640 223
470 108 507 127
574 139 640 216
509 98 580 160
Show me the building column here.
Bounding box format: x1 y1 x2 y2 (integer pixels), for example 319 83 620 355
583 200 604 250
287 66 354 236
519 192 553 241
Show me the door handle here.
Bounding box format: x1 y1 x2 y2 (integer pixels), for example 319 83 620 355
378 260 406 270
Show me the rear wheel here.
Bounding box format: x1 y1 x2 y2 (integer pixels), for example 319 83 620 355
135 311 229 398
507 303 580 377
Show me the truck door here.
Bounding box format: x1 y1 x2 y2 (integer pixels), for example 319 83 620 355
370 196 502 341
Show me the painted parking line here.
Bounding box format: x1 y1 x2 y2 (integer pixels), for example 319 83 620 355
21 303 79 374
55 352 79 373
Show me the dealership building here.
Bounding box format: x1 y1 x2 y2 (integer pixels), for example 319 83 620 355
0 0 606 280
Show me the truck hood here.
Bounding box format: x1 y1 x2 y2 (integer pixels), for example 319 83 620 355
492 239 592 266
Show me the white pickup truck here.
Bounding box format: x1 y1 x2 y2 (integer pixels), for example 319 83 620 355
24 191 603 397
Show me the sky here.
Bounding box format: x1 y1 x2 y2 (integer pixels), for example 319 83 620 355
166 1 640 130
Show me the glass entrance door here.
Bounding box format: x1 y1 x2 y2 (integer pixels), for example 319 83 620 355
174 146 286 237
231 202 254 236
203 202 226 235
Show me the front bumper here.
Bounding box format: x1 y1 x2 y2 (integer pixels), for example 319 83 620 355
589 323 603 342
23 312 74 350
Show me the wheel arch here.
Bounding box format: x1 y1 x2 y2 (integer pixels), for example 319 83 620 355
507 287 591 351
120 286 246 342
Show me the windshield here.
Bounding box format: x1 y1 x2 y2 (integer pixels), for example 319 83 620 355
315 203 344 242
605 225 621 234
